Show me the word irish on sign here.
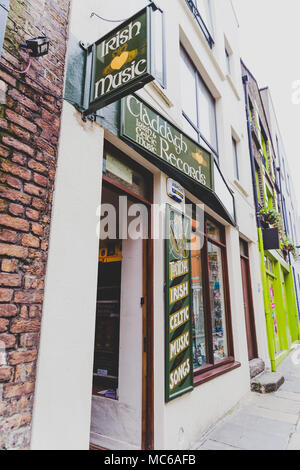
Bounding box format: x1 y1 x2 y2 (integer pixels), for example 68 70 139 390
165 205 194 402
85 5 157 114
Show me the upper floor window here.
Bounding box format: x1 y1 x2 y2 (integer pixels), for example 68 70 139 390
225 48 231 75
186 0 214 48
180 47 218 160
232 137 239 181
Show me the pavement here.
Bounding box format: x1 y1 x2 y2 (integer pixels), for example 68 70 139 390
196 350 300 450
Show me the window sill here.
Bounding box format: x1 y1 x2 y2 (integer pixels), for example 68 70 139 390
193 360 241 387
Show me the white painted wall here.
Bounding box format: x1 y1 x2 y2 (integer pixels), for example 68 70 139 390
31 103 104 450
91 237 144 450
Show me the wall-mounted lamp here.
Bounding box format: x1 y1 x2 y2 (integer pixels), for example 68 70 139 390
21 36 50 58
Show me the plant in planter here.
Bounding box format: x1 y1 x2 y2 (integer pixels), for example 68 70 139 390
259 208 281 227
281 237 298 260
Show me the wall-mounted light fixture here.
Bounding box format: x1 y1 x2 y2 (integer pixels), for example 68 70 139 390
21 36 50 58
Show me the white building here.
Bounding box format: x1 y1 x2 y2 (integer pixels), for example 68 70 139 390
31 0 269 450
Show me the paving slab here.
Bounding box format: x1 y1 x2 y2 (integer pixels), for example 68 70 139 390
247 394 300 415
208 422 289 450
227 411 295 437
287 432 300 450
274 390 300 403
198 439 239 451
280 378 300 394
242 404 299 425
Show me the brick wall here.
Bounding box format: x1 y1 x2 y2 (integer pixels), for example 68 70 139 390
0 0 70 450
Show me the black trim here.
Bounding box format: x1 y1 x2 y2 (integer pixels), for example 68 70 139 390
185 0 214 49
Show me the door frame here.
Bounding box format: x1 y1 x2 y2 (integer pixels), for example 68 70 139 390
100 163 154 450
240 241 258 360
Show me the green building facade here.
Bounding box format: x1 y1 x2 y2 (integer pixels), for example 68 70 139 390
242 62 300 372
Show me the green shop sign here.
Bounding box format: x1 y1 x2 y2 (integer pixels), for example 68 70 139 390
165 205 194 402
121 94 213 190
84 4 160 115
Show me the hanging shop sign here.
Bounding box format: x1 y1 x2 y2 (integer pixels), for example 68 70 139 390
165 205 194 402
83 4 161 115
121 94 213 190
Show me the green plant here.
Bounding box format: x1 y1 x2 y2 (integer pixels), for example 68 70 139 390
259 208 281 226
281 237 298 260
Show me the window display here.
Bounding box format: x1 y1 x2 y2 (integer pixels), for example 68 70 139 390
208 242 228 362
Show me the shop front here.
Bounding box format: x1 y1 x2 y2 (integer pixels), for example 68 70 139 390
257 232 300 371
86 91 249 450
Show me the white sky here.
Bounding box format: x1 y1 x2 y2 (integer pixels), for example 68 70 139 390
232 0 300 206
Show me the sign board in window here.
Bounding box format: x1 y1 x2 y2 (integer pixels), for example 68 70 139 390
84 4 163 115
165 205 194 402
121 94 213 190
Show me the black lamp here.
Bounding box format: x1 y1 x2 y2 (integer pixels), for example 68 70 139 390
21 36 50 58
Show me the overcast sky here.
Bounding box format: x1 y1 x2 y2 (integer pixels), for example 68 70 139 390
232 0 300 206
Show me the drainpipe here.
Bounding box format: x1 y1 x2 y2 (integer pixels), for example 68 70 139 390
242 75 261 228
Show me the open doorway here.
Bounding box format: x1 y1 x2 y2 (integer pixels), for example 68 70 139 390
90 145 153 450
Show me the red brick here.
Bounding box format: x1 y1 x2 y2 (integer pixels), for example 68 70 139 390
0 118 8 130
10 319 41 334
3 381 35 398
22 234 40 248
20 333 40 348
0 186 31 205
28 159 47 174
25 208 39 221
31 197 46 211
31 222 43 236
0 333 16 348
33 172 48 187
6 176 22 190
0 243 28 259
0 318 9 332
13 291 43 304
0 144 10 158
2 136 34 157
8 350 38 365
0 367 12 382
24 183 46 198
5 109 37 133
0 273 21 287
1 259 17 272
0 229 18 243
0 214 29 232
12 152 27 166
9 203 24 217
8 89 39 112
1 159 32 181
0 304 18 317
0 70 16 87
0 288 13 302
9 124 31 142
2 412 32 431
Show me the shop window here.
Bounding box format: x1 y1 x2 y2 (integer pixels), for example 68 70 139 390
180 47 218 160
190 209 234 381
208 241 228 362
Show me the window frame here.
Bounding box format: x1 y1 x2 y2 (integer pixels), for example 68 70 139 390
185 0 214 48
190 210 238 386
232 136 239 181
180 46 219 161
